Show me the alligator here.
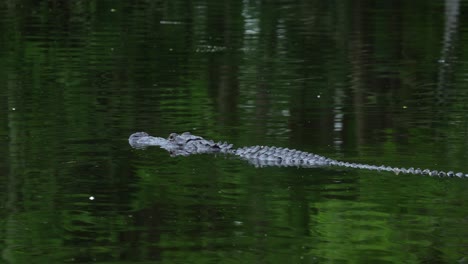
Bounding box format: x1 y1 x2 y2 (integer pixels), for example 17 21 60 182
129 132 467 178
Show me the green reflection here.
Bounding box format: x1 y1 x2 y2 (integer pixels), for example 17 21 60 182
1 0 467 263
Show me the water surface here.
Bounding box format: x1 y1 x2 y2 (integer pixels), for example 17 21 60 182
1 1 467 263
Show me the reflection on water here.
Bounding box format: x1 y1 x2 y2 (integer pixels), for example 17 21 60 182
1 0 468 263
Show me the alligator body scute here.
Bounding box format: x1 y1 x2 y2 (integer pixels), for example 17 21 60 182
129 132 467 178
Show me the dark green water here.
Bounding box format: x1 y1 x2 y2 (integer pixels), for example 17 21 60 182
1 1 468 263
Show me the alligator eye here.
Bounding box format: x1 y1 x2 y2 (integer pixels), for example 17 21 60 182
168 133 176 140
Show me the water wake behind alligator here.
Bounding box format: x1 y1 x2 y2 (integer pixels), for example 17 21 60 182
129 132 467 178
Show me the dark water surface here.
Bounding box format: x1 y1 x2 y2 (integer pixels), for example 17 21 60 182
1 1 468 263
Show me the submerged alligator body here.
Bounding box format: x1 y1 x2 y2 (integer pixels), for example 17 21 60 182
129 132 467 178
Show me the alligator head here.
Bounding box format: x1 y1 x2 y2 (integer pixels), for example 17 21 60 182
129 131 233 156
